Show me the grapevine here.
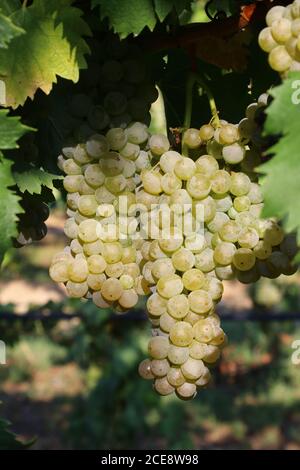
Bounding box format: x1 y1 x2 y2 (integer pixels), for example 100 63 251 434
1 0 300 416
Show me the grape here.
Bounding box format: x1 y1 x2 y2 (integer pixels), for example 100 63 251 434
151 359 170 377
174 158 196 180
169 322 194 347
88 106 110 130
219 124 239 145
118 289 139 308
66 280 88 298
181 358 206 380
126 122 149 145
161 172 182 195
139 359 155 380
183 128 202 149
141 170 162 195
171 248 195 271
232 248 256 271
258 27 278 52
207 212 230 233
269 46 293 72
167 294 189 319
193 319 215 343
219 220 241 243
194 248 215 272
105 262 124 278
264 221 284 246
230 172 251 196
154 378 175 396
211 170 231 194
160 312 177 332
199 124 214 141
237 227 259 249
182 269 205 291
149 134 170 156
186 174 211 199
160 151 182 173
106 128 127 150
152 258 175 279
148 336 169 359
49 261 70 283
195 154 219 177
266 6 286 26
222 143 245 164
215 194 233 212
78 219 98 243
271 18 292 44
176 382 197 400
253 240 272 260
215 264 236 281
87 273 106 290
157 274 184 299
101 278 123 301
233 196 251 212
147 293 167 317
167 345 189 365
213 242 236 265
167 367 186 386
188 290 213 314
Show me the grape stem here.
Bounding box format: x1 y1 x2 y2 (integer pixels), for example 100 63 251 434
195 73 220 127
182 73 197 157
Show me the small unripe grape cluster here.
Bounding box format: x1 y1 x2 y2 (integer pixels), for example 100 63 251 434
137 124 297 399
258 1 300 74
15 196 49 247
55 33 158 144
50 123 154 311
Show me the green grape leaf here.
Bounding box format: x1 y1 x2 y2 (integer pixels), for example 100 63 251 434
259 72 300 238
14 167 63 195
0 12 24 49
0 0 91 108
0 158 23 261
0 109 33 149
94 0 156 37
154 0 191 21
0 1 21 16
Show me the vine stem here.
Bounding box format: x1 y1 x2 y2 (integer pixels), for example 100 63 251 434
196 73 220 127
182 73 196 157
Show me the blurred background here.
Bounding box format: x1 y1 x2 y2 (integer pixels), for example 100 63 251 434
1 0 300 451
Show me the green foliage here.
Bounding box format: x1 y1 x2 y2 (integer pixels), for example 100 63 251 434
0 111 33 261
94 0 192 37
260 73 300 239
0 159 23 262
0 0 91 108
0 11 24 49
0 109 32 150
14 167 62 195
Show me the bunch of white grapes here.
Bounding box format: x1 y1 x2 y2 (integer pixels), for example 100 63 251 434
136 121 297 399
49 118 298 400
50 123 155 311
258 0 300 74
59 33 158 144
